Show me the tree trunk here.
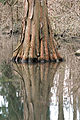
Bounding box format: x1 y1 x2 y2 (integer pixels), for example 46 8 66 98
12 0 62 63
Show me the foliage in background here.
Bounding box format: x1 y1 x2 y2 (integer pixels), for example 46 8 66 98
0 0 80 38
48 0 80 37
0 0 17 5
0 0 8 4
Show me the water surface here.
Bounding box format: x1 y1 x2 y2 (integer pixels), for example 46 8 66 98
0 56 80 120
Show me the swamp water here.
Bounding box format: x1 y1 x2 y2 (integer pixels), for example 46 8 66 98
0 56 80 120
0 30 80 120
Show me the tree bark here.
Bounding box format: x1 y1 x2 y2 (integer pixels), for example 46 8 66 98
12 0 62 63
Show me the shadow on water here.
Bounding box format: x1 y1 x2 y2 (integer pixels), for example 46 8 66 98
0 61 80 120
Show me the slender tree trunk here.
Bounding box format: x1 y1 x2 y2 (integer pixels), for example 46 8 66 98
11 5 14 53
16 0 19 22
12 0 62 63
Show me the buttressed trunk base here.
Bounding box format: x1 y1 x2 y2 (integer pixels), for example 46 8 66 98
12 0 63 63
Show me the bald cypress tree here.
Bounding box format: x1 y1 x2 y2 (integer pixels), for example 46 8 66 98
12 0 62 63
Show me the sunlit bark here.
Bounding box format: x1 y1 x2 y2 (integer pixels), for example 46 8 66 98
12 0 62 63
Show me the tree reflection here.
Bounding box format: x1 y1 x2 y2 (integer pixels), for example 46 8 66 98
0 82 23 120
58 73 64 120
51 61 80 120
0 60 80 120
0 61 23 120
14 63 60 120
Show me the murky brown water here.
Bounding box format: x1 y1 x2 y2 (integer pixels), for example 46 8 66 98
0 52 80 120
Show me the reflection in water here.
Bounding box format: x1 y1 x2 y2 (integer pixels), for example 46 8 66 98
50 64 64 120
50 63 80 120
0 61 23 120
0 61 80 120
0 81 23 120
14 63 59 120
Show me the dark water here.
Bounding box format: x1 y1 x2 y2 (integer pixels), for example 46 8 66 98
0 58 80 120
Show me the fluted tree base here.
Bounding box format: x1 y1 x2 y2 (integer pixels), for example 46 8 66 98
12 0 63 63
